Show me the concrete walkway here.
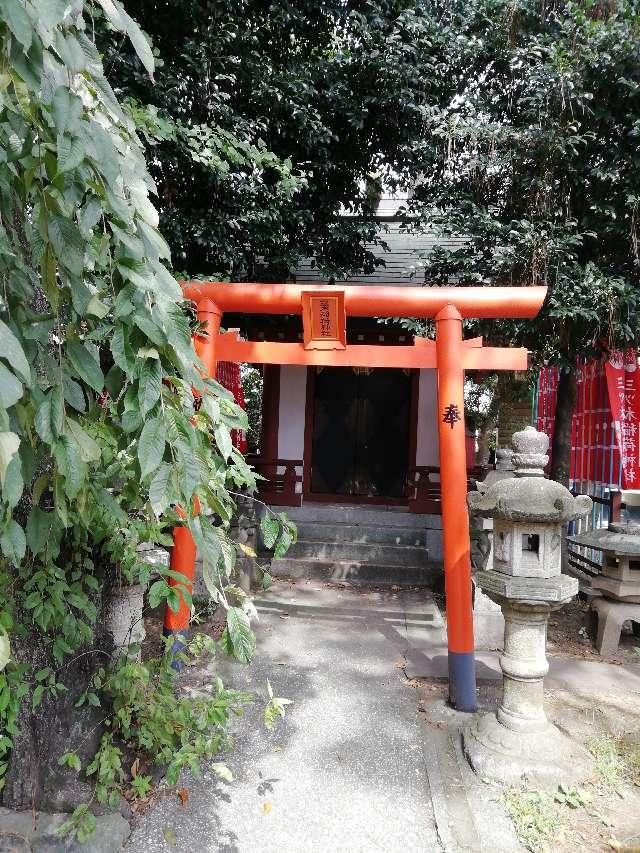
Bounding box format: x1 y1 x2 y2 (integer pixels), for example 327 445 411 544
127 578 640 852
127 582 447 853
405 640 640 692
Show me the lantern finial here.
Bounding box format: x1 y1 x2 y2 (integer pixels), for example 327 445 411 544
512 425 548 477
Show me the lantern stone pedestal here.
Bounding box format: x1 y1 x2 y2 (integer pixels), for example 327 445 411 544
463 426 594 788
463 579 593 787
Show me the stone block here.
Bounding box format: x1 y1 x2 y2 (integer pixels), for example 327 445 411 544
473 587 504 650
104 583 145 657
592 574 640 603
591 598 640 655
569 527 640 556
493 520 562 579
425 528 443 561
602 553 640 581
0 809 129 853
475 570 578 603
463 713 593 788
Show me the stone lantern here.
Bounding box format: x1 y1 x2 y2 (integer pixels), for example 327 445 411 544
477 447 515 494
463 426 594 787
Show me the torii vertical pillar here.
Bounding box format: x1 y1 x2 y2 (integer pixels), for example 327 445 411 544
163 299 221 657
435 305 477 711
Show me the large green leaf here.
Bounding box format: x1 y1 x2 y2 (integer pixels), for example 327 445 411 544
0 519 26 564
79 196 102 237
110 323 136 375
26 507 52 556
95 0 154 76
0 0 32 50
274 524 294 560
66 341 104 393
226 607 256 664
2 453 22 509
0 432 19 488
151 263 181 299
137 416 166 478
197 517 225 594
57 131 86 173
218 533 236 578
134 312 166 347
39 1 69 37
0 319 30 384
34 395 53 443
55 31 88 74
66 419 101 462
53 435 86 500
52 86 83 134
110 222 144 259
48 216 85 275
148 462 171 517
50 385 65 437
137 358 161 417
138 219 171 260
0 363 22 409
62 374 86 412
260 513 280 549
177 441 202 500
214 424 232 461
121 407 142 434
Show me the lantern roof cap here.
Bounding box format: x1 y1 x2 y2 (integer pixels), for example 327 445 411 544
468 427 592 523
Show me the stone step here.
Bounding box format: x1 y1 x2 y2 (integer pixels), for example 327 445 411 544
292 521 427 547
282 503 441 529
270 557 440 586
287 539 429 567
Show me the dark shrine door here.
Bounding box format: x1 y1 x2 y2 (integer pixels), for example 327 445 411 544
309 367 412 500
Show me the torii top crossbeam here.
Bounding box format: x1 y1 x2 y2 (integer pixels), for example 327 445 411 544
183 282 546 372
166 280 547 714
182 281 546 319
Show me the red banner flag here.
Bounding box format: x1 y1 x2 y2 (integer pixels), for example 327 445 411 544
605 350 640 488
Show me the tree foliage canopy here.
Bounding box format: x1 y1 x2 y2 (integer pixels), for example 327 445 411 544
404 0 640 364
98 0 433 279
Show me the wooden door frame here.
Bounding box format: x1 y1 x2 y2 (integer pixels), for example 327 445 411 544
302 366 419 505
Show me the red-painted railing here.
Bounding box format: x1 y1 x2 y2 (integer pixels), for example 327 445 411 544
247 457 303 507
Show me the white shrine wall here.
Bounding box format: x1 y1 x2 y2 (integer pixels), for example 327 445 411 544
274 365 439 476
277 365 307 493
415 368 440 467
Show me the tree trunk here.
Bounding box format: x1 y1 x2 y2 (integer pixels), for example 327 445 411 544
475 421 495 468
2 586 112 812
550 365 577 487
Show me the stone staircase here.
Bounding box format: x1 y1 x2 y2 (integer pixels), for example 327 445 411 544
269 503 442 586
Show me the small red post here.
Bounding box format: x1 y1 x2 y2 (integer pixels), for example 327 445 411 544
260 364 281 477
163 299 221 657
435 304 477 711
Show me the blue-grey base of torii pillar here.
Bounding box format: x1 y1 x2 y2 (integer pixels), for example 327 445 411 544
447 651 478 713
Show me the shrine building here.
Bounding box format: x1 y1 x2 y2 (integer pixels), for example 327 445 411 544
226 311 455 516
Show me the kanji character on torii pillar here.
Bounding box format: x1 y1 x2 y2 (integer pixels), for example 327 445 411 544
167 282 546 712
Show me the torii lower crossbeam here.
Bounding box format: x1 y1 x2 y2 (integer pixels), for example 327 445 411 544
216 331 528 372
166 282 546 712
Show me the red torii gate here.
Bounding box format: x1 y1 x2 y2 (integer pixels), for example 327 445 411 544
167 282 546 712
